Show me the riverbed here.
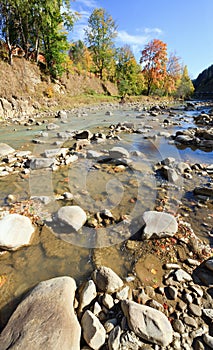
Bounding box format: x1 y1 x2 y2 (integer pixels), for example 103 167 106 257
0 100 212 329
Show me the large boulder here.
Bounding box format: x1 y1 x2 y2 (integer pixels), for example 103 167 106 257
56 205 87 231
141 211 178 239
0 143 15 158
92 266 124 293
0 214 35 250
0 276 81 350
121 300 173 347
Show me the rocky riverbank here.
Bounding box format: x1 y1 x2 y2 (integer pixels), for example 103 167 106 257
0 99 212 349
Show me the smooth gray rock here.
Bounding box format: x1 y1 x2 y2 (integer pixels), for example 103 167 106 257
0 143 15 158
142 211 178 239
121 300 173 346
109 147 129 159
0 276 81 350
56 205 87 231
92 266 124 293
79 280 97 312
174 269 192 282
0 214 34 250
81 310 106 349
30 157 55 170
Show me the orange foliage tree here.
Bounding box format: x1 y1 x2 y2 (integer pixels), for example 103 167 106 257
140 39 167 95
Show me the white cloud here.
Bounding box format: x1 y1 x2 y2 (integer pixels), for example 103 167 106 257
144 27 163 35
75 0 97 9
116 30 149 46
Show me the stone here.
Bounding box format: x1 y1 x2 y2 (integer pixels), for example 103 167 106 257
104 319 117 333
205 258 213 271
172 319 185 333
174 269 192 282
194 184 213 197
30 157 55 170
75 130 93 140
0 143 15 158
79 280 97 312
0 214 34 250
109 147 130 159
203 334 213 348
102 293 114 309
167 286 178 300
116 286 130 300
183 316 197 328
81 310 106 350
202 309 213 320
121 300 173 347
188 303 202 317
141 211 178 239
0 276 81 350
46 123 59 130
92 266 124 293
56 205 87 231
108 326 121 350
87 150 104 159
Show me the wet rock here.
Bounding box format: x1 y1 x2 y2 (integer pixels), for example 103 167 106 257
92 266 124 293
0 276 81 350
46 123 59 130
0 143 15 158
56 110 67 119
75 130 93 140
30 157 55 170
121 300 173 347
194 184 213 197
0 214 34 250
87 150 104 159
56 205 87 231
81 310 106 349
109 147 130 159
205 258 213 271
141 211 178 239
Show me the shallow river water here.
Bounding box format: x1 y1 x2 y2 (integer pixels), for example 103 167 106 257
0 102 212 329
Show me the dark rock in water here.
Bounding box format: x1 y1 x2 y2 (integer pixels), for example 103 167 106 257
0 276 81 350
75 130 93 140
194 183 213 197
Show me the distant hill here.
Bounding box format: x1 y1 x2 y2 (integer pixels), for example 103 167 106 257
193 64 213 94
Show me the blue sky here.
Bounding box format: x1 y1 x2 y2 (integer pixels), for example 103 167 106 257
70 0 213 79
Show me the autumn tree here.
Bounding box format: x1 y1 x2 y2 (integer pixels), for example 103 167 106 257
84 8 117 80
175 65 194 99
164 52 182 95
140 39 168 95
116 45 144 97
0 0 76 77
